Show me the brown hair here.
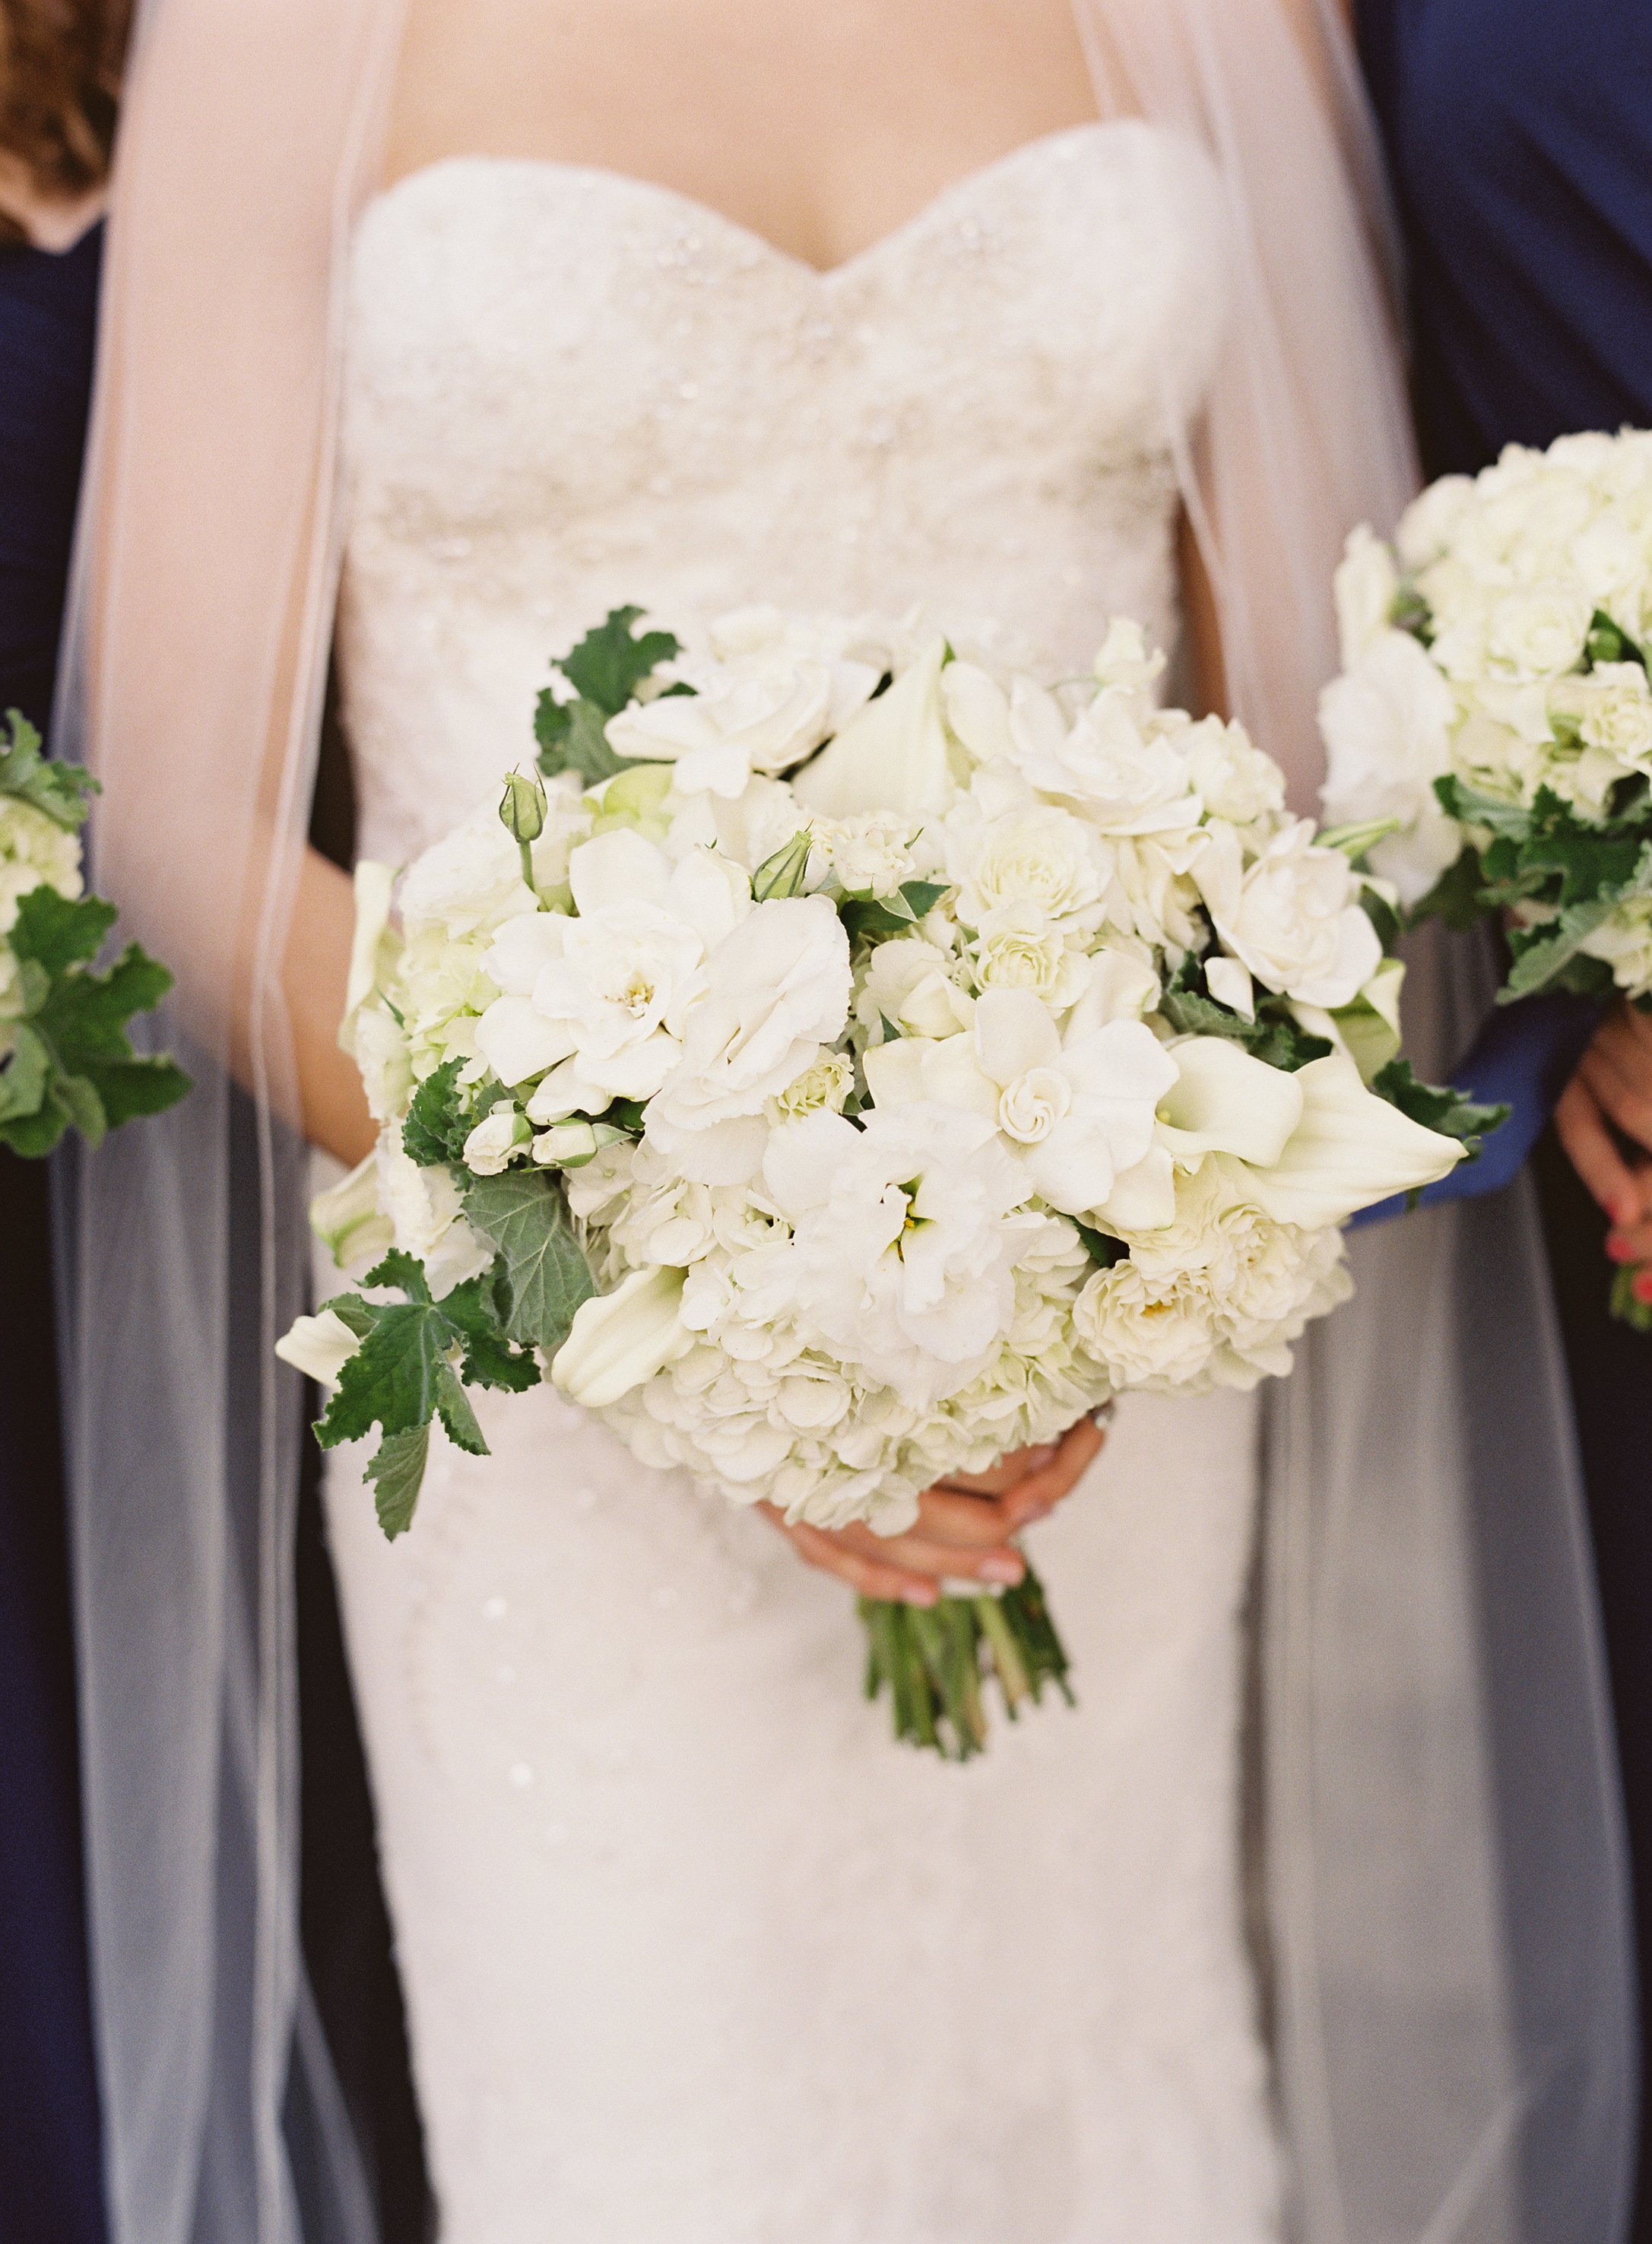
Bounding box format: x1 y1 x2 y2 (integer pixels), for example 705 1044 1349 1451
0 0 131 243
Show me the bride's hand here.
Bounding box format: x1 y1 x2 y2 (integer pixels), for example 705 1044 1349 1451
758 1415 1107 1605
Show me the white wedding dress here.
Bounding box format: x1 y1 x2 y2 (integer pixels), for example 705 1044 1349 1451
322 121 1282 2243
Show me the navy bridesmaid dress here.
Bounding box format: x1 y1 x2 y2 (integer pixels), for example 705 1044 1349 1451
0 220 110 2244
1360 4 1652 2231
1 224 431 2239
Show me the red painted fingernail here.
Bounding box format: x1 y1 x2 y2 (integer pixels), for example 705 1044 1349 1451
1608 1234 1636 1261
1635 1274 1652 1304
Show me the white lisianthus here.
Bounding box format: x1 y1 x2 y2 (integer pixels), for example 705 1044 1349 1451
766 1050 854 1123
477 831 747 1103
552 1265 694 1408
0 797 81 931
398 783 588 937
1197 820 1383 1009
1319 632 1462 906
645 894 852 1183
758 1103 1038 1409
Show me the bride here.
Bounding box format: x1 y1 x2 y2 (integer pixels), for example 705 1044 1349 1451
58 2 1633 2241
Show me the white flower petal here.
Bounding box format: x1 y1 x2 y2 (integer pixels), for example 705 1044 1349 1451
1157 1038 1305 1166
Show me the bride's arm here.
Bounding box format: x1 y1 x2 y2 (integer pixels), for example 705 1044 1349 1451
284 843 376 1168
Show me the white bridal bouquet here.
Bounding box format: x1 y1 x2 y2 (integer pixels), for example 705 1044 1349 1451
1321 426 1652 1324
285 606 1478 1754
0 710 188 1155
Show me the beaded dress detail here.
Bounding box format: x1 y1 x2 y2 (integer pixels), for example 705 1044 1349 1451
322 121 1282 2243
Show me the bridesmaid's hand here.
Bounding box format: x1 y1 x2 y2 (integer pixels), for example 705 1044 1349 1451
1557 1003 1652 1298
758 1415 1107 1605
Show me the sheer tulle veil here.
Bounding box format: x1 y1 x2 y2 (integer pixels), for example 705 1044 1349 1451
56 2 1635 2239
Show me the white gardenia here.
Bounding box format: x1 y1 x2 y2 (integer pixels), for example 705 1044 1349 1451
300 604 1464 1539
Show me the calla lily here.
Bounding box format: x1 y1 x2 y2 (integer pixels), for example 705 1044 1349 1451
1235 1052 1462 1228
344 860 399 1019
275 1308 362 1390
792 636 958 818
1156 1038 1305 1167
309 1152 395 1278
551 1265 694 1409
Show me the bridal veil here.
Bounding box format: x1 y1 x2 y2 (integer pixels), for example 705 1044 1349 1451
56 2 1635 2239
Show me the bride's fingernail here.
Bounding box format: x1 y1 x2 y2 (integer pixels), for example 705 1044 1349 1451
900 1583 938 1606
981 1554 1026 1586
1021 1446 1057 1471
1608 1233 1635 1260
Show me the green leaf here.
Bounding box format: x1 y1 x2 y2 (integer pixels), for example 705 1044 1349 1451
1433 774 1535 841
9 887 116 974
85 1055 192 1129
535 695 637 786
0 1023 50 1124
1072 1220 1128 1270
1371 1057 1509 1157
437 1273 543 1393
1503 895 1623 999
558 606 680 715
402 1057 474 1167
1586 608 1647 672
366 1424 431 1539
0 709 97 830
1409 846 1491 933
0 1085 75 1158
363 1249 433 1302
461 1168 595 1349
1157 966 1331 1072
898 879 949 920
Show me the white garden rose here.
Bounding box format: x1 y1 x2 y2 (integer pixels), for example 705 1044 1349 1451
1484 585 1594 681
1072 1258 1219 1387
944 799 1105 930
645 894 853 1184
813 812 917 898
1318 629 1461 906
0 797 81 931
968 907 1092 1007
1177 715 1286 832
1196 819 1383 1009
1007 682 1202 836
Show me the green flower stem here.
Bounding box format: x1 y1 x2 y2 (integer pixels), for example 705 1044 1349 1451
858 1559 1074 1761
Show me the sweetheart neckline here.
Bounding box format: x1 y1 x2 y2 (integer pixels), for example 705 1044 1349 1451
366 119 1149 285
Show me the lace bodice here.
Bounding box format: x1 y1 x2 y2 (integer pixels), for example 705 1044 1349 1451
338 122 1229 864
324 126 1277 2244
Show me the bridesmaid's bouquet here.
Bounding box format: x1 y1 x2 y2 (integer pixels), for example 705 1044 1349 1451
1321 427 1652 1321
284 607 1473 1754
0 711 189 1155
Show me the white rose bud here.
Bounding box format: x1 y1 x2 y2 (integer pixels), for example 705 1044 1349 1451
462 1100 531 1176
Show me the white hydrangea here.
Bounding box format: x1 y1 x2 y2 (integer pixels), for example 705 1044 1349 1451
0 798 82 933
